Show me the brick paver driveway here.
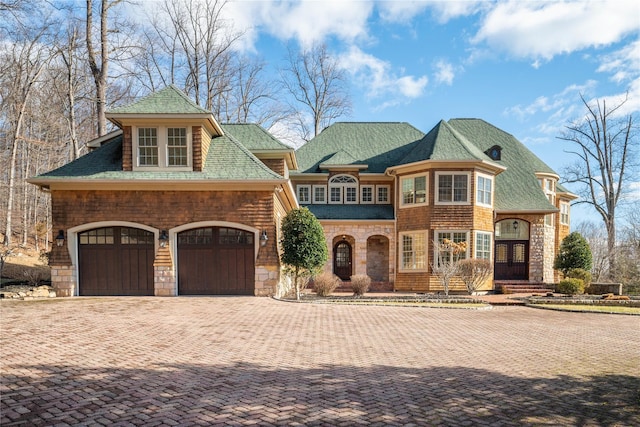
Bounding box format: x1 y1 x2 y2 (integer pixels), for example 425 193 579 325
1 297 639 426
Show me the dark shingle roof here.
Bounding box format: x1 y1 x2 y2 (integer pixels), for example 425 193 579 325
108 85 211 115
295 122 425 173
32 128 283 183
447 119 557 212
306 204 395 220
221 123 293 151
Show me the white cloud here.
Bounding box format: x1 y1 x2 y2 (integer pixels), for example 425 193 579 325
243 0 373 49
433 59 455 85
378 0 484 24
340 46 428 104
473 0 640 61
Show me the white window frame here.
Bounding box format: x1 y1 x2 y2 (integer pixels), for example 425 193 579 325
545 213 555 227
399 230 428 272
560 202 570 225
400 173 428 207
312 185 327 204
376 185 390 204
361 185 374 204
345 186 358 204
434 230 470 265
328 174 358 205
297 185 311 204
134 126 192 171
475 231 492 260
475 172 493 208
435 172 471 205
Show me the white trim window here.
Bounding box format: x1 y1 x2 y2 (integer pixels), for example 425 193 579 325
436 172 470 204
313 185 327 204
138 128 158 166
167 127 188 166
400 174 427 206
560 202 570 225
361 185 374 204
329 174 358 205
435 230 469 264
475 231 492 260
376 185 390 204
476 173 493 207
297 185 311 204
135 126 191 170
400 231 427 271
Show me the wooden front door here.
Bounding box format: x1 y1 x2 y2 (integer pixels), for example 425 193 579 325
78 227 155 296
334 241 352 280
494 240 529 280
177 227 255 295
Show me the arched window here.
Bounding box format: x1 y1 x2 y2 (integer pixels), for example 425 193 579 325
329 174 358 204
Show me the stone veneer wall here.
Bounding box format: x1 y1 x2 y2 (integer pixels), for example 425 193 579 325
320 223 395 286
528 219 556 283
50 265 77 297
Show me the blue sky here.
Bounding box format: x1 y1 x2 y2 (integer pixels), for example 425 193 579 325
140 0 640 226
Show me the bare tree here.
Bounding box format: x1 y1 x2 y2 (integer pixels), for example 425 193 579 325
1 17 56 246
280 43 351 141
431 239 467 296
559 94 638 276
86 0 125 136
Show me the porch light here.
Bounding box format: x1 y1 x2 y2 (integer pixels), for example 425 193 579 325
159 230 169 248
512 220 519 230
260 230 268 247
55 230 65 247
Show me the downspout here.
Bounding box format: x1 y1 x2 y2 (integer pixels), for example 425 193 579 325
386 168 398 291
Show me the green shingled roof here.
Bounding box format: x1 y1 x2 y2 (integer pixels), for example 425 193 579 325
399 120 492 164
446 119 557 212
108 85 211 115
31 127 283 183
295 122 425 173
221 123 293 151
306 204 395 220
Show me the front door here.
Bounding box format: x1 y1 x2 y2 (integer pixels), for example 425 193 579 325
494 240 529 280
334 241 352 280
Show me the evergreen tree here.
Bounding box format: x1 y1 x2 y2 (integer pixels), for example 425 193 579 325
554 232 593 275
280 208 328 300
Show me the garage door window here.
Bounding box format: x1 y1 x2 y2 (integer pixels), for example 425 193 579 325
219 228 253 245
79 228 114 244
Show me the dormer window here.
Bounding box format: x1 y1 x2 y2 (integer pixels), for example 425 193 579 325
485 145 502 161
134 126 192 171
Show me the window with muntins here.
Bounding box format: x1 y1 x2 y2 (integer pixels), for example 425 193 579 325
560 202 570 225
401 175 427 206
435 231 469 264
377 185 390 204
361 186 374 204
138 128 158 166
329 174 358 204
167 128 188 166
476 174 493 206
313 185 326 204
297 185 311 204
437 173 469 204
400 231 427 271
475 232 492 260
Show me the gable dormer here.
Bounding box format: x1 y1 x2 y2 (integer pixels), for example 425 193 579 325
106 85 223 172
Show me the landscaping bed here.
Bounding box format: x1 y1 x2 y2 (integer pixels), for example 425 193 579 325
277 293 492 309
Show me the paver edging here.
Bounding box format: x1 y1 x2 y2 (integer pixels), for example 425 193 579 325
272 295 493 310
525 303 640 316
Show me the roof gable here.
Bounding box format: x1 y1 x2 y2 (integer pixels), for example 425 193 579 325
108 85 211 115
295 122 425 173
447 118 557 212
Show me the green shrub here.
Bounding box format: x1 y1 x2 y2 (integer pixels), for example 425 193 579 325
554 232 592 275
566 268 592 287
557 278 585 295
313 272 341 297
350 274 371 297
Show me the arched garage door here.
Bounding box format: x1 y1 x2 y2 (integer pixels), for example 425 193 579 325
178 227 255 295
78 227 155 296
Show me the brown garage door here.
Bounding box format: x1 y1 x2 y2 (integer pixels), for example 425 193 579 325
177 227 255 295
78 227 155 296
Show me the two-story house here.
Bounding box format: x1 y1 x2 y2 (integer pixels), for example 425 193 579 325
292 119 577 293
30 85 575 296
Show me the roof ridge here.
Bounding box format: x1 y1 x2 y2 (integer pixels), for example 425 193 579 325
440 120 490 160
217 132 283 179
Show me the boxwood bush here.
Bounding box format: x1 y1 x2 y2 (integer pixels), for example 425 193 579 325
557 278 585 296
